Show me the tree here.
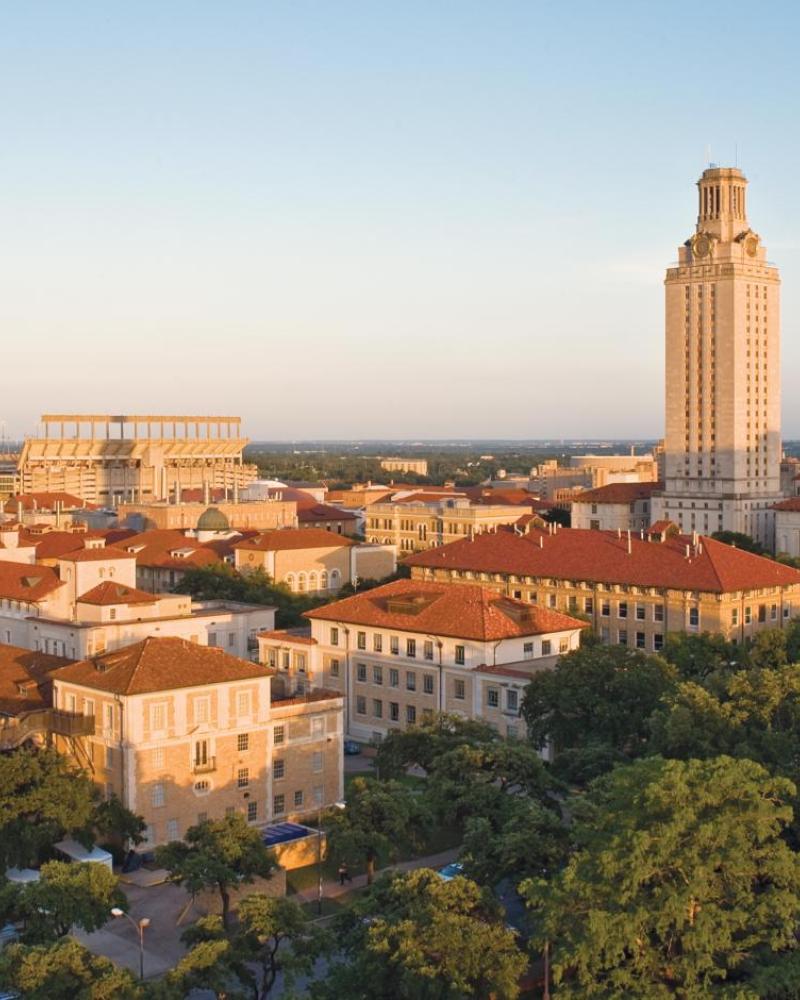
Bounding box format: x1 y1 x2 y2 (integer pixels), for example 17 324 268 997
521 645 676 766
313 868 526 1000
91 794 147 847
2 860 126 942
661 631 740 681
325 776 427 884
0 938 140 1000
523 756 800 998
156 814 275 930
747 627 789 669
711 530 766 555
374 713 499 780
0 748 97 869
160 895 324 1000
461 797 568 889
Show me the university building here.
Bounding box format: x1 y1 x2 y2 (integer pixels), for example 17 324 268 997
403 526 800 651
651 167 783 545
257 579 584 741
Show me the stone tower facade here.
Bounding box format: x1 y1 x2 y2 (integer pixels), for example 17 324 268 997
651 167 782 546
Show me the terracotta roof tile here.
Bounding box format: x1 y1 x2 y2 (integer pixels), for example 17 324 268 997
0 562 64 602
773 498 800 512
0 643 73 716
572 482 664 505
53 636 270 695
234 528 355 552
404 527 800 594
77 582 159 606
59 547 135 563
305 579 584 641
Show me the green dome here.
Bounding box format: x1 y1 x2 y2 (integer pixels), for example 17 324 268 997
196 507 230 532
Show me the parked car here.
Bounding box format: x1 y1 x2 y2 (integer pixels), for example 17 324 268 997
437 862 464 881
343 739 361 755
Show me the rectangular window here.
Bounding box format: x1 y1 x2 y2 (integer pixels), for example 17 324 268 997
390 702 399 721
273 794 285 815
105 746 114 770
274 725 285 745
406 705 416 724
273 758 285 780
312 751 323 773
148 702 167 732
487 688 499 708
423 640 434 660
84 698 95 720
618 629 628 646
311 716 324 738
688 607 699 628
455 645 465 665
330 627 339 646
506 689 519 712
237 768 249 788
731 608 739 626
357 631 366 650
373 699 383 718
523 641 534 659
238 733 249 752
654 604 665 622
454 678 465 700
152 747 164 770
745 606 752 625
758 604 767 623
635 604 646 621
601 600 610 617
618 602 628 619
357 663 367 682
559 637 569 653
406 671 416 691
105 703 115 733
152 784 165 808
389 668 399 687
373 665 383 685
542 640 552 656
585 597 594 615
423 674 434 695
406 639 416 658
654 633 664 651
373 634 383 652
166 819 179 841
330 658 340 678
771 604 778 621
194 697 209 724
237 691 251 717
294 790 304 808
247 801 258 822
313 785 324 806
636 632 646 649
390 636 399 655
356 696 367 715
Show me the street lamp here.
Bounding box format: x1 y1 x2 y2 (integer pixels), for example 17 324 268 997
111 907 150 980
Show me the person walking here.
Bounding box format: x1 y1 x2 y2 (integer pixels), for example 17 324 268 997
338 862 348 886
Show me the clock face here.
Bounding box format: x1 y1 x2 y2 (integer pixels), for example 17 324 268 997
745 235 758 257
693 235 710 259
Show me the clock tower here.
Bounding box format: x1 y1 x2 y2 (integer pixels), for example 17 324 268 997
650 166 783 546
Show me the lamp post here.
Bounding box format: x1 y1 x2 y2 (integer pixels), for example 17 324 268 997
111 907 150 980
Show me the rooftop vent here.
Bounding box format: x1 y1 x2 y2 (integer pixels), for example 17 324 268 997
385 593 438 616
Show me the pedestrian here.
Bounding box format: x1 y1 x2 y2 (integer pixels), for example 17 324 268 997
338 862 347 886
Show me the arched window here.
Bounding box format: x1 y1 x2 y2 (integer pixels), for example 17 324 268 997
330 569 341 590
308 571 318 591
320 570 329 590
285 573 296 592
298 572 307 593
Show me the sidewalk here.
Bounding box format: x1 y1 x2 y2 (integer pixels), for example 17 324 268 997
292 846 460 904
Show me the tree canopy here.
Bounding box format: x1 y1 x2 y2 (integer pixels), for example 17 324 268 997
313 868 526 1000
156 813 275 929
0 937 140 1000
523 755 800 998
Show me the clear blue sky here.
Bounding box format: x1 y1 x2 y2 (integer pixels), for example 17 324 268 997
2 1 799 440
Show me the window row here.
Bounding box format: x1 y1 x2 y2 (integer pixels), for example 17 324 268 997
355 662 436 693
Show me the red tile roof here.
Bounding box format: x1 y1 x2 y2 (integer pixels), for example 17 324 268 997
58 547 136 563
404 527 800 594
234 528 355 552
305 579 584 641
3 492 89 513
773 499 800 512
572 482 664 505
77 582 159 606
258 629 318 646
111 529 222 570
0 643 73 716
297 501 357 523
53 636 270 695
0 562 64 602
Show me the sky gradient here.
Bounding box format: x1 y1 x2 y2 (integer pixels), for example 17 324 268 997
2 2 799 440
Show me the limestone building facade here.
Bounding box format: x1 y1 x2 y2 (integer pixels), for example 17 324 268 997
651 168 783 545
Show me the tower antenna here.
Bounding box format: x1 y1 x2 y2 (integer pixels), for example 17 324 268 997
734 142 739 167
705 143 711 167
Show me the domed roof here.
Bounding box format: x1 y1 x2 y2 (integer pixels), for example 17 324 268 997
196 507 230 532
